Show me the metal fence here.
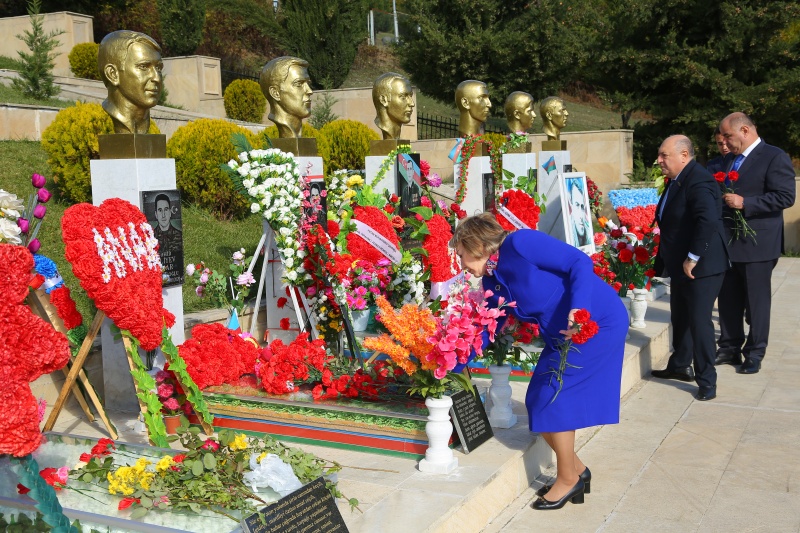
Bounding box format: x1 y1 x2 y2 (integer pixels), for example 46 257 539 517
221 67 260 92
417 113 505 140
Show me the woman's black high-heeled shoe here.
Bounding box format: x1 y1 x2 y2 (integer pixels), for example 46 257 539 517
531 478 585 510
535 467 591 498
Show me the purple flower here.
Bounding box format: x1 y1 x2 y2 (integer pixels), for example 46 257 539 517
17 218 29 233
37 188 51 203
195 285 204 297
31 173 46 188
33 204 46 219
27 239 40 253
199 272 209 284
236 272 255 286
428 172 442 187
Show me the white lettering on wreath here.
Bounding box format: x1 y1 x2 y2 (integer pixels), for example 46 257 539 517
497 205 530 230
92 222 161 283
353 219 402 264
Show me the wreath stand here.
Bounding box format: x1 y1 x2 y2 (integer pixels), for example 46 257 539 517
246 221 316 338
43 308 214 444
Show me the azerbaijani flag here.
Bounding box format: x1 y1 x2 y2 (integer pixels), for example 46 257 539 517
542 155 557 174
449 138 465 163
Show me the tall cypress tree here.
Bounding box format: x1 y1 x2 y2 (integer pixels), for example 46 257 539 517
12 0 63 99
276 0 369 89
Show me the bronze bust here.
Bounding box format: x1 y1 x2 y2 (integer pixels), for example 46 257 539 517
372 72 415 140
455 80 492 137
259 56 313 138
540 96 569 141
504 91 536 134
98 31 163 134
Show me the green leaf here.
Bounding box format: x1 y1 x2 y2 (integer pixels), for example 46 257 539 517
81 473 93 483
130 507 149 520
410 206 434 219
139 496 153 508
191 460 204 476
203 453 217 470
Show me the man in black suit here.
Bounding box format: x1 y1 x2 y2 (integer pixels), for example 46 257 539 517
706 127 730 174
715 112 796 374
651 135 730 401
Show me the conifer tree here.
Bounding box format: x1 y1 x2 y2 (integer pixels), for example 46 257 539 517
157 0 207 57
12 0 63 100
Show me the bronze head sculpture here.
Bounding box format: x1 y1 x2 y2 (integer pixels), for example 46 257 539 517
260 56 313 138
540 96 569 141
455 80 492 137
372 72 414 140
98 31 163 134
504 91 536 134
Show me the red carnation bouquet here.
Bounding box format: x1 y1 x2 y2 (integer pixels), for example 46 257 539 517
422 214 459 283
550 308 599 402
257 332 329 395
713 170 756 243
346 205 400 265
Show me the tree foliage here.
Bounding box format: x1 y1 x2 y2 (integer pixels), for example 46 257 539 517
12 0 63 100
588 0 800 159
156 0 207 56
275 0 369 89
395 0 600 110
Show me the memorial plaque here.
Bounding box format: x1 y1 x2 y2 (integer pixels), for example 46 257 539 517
482 172 496 212
449 389 493 453
396 153 422 217
141 189 184 287
241 476 349 533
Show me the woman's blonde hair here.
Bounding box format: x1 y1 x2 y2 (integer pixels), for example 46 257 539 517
449 212 508 258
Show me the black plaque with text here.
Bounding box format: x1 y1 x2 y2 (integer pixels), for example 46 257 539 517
449 389 493 454
140 189 184 287
241 477 349 533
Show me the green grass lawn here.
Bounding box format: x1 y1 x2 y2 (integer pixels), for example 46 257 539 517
0 140 268 322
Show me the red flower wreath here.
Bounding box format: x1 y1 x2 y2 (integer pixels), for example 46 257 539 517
0 244 71 457
62 199 175 350
495 189 541 230
422 214 460 282
346 206 400 264
48 286 83 330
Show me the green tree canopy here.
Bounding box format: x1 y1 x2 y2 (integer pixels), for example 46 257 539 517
589 0 800 159
395 0 600 110
156 0 206 57
276 0 369 89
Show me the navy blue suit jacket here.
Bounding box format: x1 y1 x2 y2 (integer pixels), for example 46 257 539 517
655 160 729 282
721 141 796 262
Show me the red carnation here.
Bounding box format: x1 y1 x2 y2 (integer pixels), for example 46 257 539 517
118 497 140 510
728 171 739 182
326 220 340 237
714 172 726 183
644 269 656 278
279 317 290 330
619 249 633 263
633 246 650 264
277 297 288 309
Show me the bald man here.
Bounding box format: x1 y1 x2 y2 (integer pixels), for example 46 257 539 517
714 112 796 374
651 135 729 401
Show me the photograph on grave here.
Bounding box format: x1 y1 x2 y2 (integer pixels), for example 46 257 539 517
396 152 422 217
482 172 496 212
306 177 328 230
141 189 184 287
560 172 596 254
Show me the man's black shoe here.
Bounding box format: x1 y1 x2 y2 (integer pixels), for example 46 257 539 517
737 359 761 374
695 387 717 401
651 367 695 382
714 351 743 366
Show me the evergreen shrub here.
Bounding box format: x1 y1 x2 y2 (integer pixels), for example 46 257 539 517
317 119 379 172
41 102 160 203
483 132 508 151
68 42 100 80
167 119 258 219
223 79 266 123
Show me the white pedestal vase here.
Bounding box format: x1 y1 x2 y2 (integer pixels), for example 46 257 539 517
487 365 517 428
350 308 371 332
630 288 649 329
620 294 632 340
418 396 458 474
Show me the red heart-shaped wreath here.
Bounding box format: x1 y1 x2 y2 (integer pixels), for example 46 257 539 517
62 198 175 350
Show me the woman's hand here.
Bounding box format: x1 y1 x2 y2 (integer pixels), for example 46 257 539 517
559 308 580 339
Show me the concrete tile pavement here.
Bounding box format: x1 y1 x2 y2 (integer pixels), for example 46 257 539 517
484 258 800 533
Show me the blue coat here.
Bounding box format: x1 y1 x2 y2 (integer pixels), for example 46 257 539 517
467 230 628 432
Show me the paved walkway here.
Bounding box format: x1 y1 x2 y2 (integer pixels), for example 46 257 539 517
484 257 800 533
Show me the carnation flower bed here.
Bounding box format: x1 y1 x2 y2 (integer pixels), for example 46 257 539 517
607 188 659 228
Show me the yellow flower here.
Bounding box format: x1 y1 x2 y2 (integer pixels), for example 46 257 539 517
343 189 356 200
229 433 249 451
346 175 364 188
320 306 327 313
156 455 174 473
257 452 268 463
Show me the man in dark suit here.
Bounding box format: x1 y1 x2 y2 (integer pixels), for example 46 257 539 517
651 135 730 401
706 127 730 174
715 112 796 374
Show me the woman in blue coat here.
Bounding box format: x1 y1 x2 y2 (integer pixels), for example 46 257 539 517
451 213 627 510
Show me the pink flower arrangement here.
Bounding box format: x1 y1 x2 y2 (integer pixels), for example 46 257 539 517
155 369 187 416
343 258 391 310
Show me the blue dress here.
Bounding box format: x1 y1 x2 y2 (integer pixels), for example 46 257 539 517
469 230 627 433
